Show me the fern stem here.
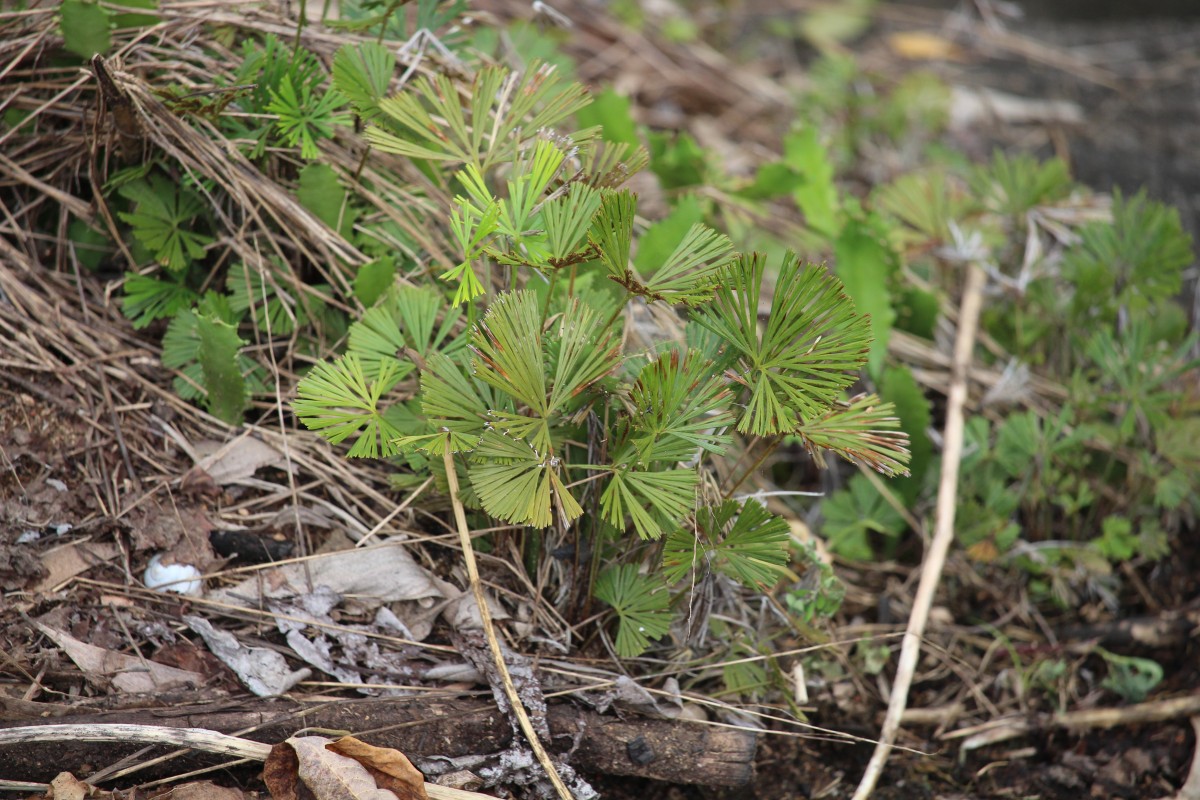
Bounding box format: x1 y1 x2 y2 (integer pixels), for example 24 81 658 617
723 436 783 500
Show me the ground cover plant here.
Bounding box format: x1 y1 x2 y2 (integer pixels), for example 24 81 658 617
1 1 1198 799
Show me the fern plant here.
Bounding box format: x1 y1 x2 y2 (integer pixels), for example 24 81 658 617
293 55 910 657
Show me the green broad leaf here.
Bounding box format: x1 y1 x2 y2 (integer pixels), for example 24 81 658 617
663 500 790 588
162 299 266 403
331 42 395 122
834 219 896 378
467 431 582 528
593 564 672 658
600 467 697 540
120 272 197 328
297 163 357 238
695 252 872 436
879 366 932 502
575 88 639 147
196 314 247 424
353 256 397 306
624 349 734 465
735 161 804 201
267 75 351 160
61 0 111 58
292 355 406 458
792 394 910 478
785 127 839 236
647 131 706 190
1097 648 1162 703
117 176 212 272
111 0 158 28
68 220 113 271
800 0 875 49
821 473 906 561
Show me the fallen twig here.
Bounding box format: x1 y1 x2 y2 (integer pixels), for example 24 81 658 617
851 263 987 799
0 723 487 800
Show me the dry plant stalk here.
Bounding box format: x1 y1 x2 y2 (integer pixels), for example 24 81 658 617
0 723 486 800
440 449 574 800
850 263 987 800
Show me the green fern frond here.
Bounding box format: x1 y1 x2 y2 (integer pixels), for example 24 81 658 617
641 223 735 305
293 354 406 458
662 500 790 588
594 564 672 657
695 252 872 435
467 431 582 528
600 467 697 540
623 349 733 464
792 393 911 477
331 42 395 122
121 272 198 328
368 61 589 171
590 190 636 285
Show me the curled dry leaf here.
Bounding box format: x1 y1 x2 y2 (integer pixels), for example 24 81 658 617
263 735 427 800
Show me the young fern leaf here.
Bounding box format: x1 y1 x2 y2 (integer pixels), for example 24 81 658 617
117 176 212 273
467 431 583 528
662 500 790 588
348 286 463 375
368 62 589 171
196 314 248 425
498 139 567 239
593 564 672 658
540 183 602 265
472 290 548 416
267 75 351 160
623 349 734 465
578 140 651 189
406 351 491 453
293 355 406 458
600 467 697 540
121 272 198 329
331 42 396 123
792 393 911 477
641 223 735 305
590 190 636 285
694 252 871 435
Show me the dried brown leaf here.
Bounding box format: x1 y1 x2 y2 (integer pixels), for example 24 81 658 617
266 736 421 800
327 736 428 800
34 623 202 694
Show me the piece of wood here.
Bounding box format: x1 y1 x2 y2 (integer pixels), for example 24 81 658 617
0 697 757 787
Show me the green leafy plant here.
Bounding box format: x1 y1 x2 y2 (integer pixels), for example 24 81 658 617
292 58 910 657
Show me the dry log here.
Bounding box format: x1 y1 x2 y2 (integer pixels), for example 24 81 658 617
0 696 756 788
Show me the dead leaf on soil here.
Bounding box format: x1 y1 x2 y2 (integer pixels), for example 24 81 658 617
263 735 427 800
191 434 292 486
183 614 310 697
33 622 203 694
33 541 120 592
152 780 250 800
48 772 92 800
